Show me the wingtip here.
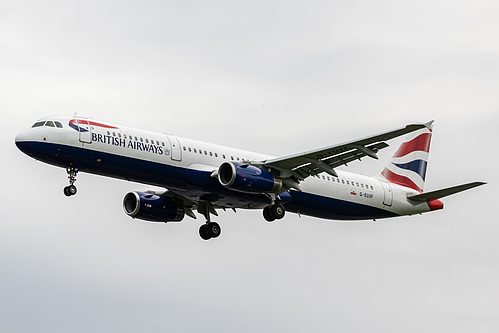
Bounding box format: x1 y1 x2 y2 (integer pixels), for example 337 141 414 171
424 120 434 129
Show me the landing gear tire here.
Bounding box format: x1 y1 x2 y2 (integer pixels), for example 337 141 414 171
63 185 77 197
199 224 211 240
199 222 221 240
207 222 221 238
263 206 276 222
263 204 285 221
270 204 285 220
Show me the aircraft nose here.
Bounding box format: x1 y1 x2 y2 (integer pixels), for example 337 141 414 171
15 129 35 154
15 129 32 144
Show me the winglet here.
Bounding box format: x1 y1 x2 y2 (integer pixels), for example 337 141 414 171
424 120 434 130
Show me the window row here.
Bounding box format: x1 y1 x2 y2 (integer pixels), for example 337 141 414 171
182 146 252 161
314 174 374 190
106 130 166 147
105 130 252 161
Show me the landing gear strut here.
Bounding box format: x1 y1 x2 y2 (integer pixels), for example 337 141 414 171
198 202 221 240
64 166 78 197
263 203 285 222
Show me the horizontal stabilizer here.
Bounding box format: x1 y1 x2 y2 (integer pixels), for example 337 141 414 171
407 182 486 202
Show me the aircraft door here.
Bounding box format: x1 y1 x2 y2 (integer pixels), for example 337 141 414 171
165 134 182 161
379 180 393 206
75 118 92 144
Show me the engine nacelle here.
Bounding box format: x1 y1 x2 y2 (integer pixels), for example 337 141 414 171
123 191 184 222
217 161 282 194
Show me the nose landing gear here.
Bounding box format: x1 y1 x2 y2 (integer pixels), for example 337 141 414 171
64 166 78 197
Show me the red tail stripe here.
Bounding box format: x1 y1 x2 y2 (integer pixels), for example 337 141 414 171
381 168 423 193
393 133 432 158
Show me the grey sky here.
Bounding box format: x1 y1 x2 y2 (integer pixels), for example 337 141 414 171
1 1 497 332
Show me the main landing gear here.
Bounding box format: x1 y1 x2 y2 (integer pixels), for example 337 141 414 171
198 202 221 240
199 222 221 240
63 166 78 197
263 203 285 222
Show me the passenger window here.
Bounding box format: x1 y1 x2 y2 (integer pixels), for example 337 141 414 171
342 180 345 184
112 132 116 137
231 156 234 160
188 148 192 152
118 133 121 138
215 153 218 158
145 139 148 143
55 121 63 128
45 121 55 127
223 154 226 159
135 136 138 141
32 121 45 127
156 141 159 145
209 152 213 156
204 151 207 155
183 147 186 151
162 142 165 146
194 149 197 153
140 138 143 142
107 131 110 135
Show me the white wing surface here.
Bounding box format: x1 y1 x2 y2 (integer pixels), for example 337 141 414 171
263 123 431 185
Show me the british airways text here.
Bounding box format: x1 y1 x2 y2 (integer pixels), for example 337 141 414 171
91 133 165 155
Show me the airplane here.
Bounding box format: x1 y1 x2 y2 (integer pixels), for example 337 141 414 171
15 116 485 240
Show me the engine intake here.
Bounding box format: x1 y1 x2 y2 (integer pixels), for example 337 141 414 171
218 161 282 194
123 191 184 222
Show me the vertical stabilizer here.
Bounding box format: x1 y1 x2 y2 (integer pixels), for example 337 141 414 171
380 121 434 193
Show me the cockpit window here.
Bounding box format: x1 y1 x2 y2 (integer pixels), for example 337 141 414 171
32 121 45 127
32 120 64 128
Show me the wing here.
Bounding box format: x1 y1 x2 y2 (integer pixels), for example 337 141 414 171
263 122 431 189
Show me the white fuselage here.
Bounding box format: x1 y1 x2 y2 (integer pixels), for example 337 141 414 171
15 116 434 221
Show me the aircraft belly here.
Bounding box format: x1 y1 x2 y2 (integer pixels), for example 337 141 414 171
286 190 399 220
16 141 406 217
19 141 270 208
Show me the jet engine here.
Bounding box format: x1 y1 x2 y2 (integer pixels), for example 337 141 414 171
123 191 184 222
217 161 282 194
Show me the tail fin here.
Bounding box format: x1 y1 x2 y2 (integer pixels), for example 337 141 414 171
380 121 434 193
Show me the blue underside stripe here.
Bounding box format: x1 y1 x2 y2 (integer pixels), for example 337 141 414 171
16 141 398 220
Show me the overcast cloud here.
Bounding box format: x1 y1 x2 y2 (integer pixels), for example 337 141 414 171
1 1 497 332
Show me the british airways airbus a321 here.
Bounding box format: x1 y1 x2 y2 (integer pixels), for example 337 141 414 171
15 116 485 240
